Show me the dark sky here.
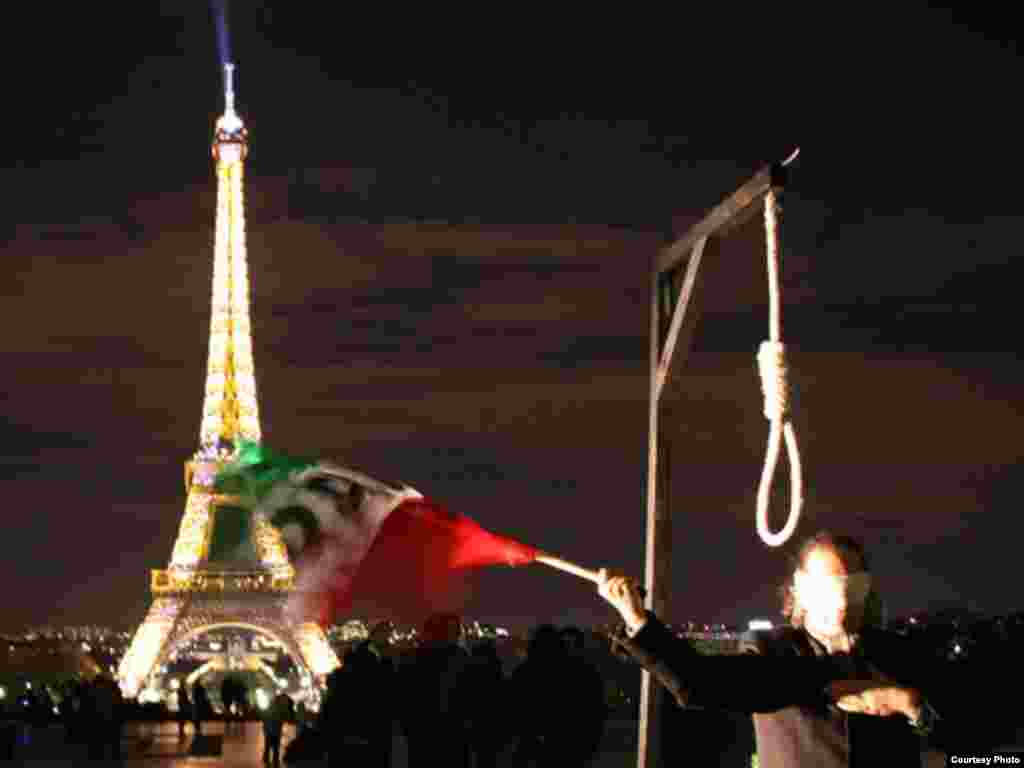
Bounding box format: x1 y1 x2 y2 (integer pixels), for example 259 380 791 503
1 4 1021 632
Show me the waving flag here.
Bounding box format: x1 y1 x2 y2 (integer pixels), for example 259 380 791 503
215 442 539 626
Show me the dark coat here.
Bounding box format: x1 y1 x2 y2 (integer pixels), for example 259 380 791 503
615 613 986 768
192 686 212 722
176 688 192 721
264 693 293 736
397 644 471 768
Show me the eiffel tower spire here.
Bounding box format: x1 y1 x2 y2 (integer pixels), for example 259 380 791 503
118 63 339 700
200 60 260 451
167 62 281 571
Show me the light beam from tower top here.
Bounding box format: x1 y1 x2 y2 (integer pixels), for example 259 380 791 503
224 62 237 116
213 61 247 162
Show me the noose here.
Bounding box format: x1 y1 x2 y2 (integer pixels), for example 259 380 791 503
755 162 804 547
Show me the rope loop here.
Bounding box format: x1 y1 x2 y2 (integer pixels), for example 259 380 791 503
755 188 804 547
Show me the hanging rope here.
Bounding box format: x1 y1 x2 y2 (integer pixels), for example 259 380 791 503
756 185 804 547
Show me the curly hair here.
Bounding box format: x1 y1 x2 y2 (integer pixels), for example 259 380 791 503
780 531 873 628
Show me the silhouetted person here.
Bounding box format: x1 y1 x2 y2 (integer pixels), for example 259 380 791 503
295 699 309 735
558 626 607 767
319 665 347 767
58 682 76 742
221 678 234 732
362 622 398 767
319 645 388 766
176 684 192 739
356 640 396 768
192 684 212 737
263 691 293 766
466 640 506 768
285 697 325 765
74 679 95 747
398 612 472 768
349 642 398 765
510 624 567 767
28 686 52 727
87 675 123 762
222 675 247 734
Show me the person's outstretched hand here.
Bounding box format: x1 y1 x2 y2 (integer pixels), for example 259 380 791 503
829 679 922 721
598 568 647 634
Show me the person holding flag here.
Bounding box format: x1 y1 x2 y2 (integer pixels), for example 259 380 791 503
594 532 1004 766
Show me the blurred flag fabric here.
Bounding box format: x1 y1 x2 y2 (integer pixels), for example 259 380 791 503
215 441 539 626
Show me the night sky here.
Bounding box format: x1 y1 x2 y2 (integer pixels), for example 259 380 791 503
2 5 1021 633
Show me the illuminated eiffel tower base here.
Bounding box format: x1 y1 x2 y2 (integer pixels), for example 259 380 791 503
118 64 339 701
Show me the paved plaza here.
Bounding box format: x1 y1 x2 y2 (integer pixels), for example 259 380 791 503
4 718 647 767
3 718 991 766
7 720 301 766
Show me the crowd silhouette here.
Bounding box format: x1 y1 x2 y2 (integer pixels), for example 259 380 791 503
280 613 608 767
31 674 128 761
0 621 610 767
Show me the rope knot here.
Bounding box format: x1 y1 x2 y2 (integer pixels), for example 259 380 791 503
757 340 789 421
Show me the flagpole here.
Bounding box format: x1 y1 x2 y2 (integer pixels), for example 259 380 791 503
534 552 599 583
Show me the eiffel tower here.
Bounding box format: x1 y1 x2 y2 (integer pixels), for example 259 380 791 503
118 63 339 700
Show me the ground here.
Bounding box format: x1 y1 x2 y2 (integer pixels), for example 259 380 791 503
1 718 1006 766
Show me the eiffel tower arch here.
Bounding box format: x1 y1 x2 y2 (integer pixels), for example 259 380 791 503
146 612 323 695
118 63 339 700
